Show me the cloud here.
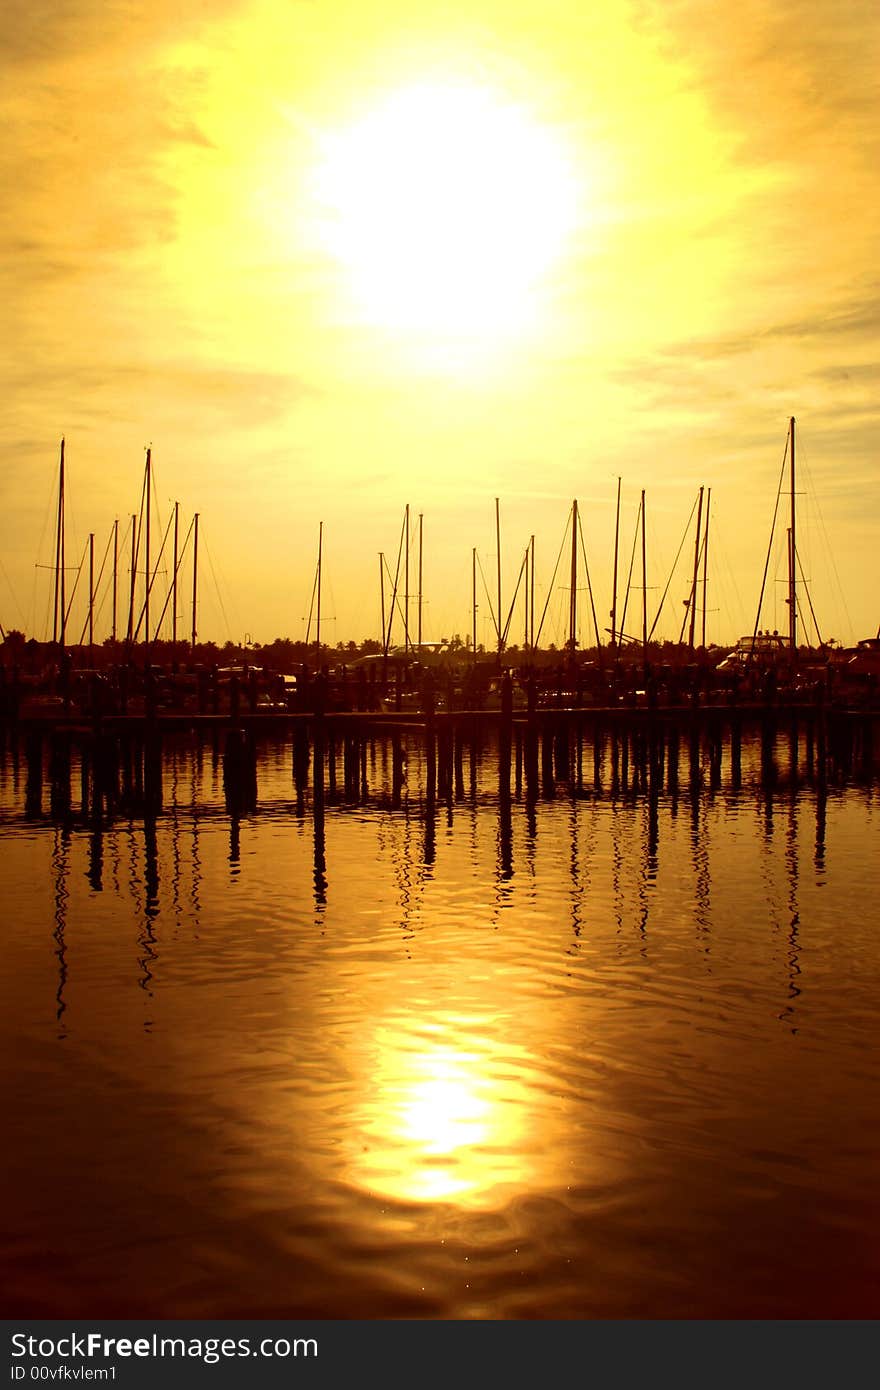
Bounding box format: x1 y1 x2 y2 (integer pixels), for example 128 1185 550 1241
813 362 880 386
3 360 317 430
639 281 880 368
636 0 880 156
0 0 247 71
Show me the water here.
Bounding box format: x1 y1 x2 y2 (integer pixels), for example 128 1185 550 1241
2 729 880 1317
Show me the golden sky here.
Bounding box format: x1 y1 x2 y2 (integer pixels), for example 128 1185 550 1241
3 0 878 647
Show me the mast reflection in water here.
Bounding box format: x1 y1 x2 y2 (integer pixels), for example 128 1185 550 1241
1 727 879 1318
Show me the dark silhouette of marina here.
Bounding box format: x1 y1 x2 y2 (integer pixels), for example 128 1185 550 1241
3 679 868 946
10 421 877 723
5 656 877 831
5 418 877 872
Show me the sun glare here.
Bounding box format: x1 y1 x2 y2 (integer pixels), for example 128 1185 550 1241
314 81 580 351
349 1036 526 1206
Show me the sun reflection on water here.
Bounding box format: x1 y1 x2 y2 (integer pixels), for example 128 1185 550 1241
349 1017 544 1207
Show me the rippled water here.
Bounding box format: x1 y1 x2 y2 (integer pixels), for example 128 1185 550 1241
2 729 880 1317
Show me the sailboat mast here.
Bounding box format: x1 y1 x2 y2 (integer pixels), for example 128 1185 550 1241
701 488 711 648
144 447 152 649
569 499 578 654
191 512 199 651
53 439 65 645
379 553 386 652
172 501 179 647
641 489 648 656
88 532 95 652
789 416 797 650
495 498 502 656
417 512 423 650
111 518 118 643
472 546 478 662
400 503 408 653
316 520 323 661
610 476 621 649
59 446 67 647
688 486 704 651
530 534 535 651
127 513 136 642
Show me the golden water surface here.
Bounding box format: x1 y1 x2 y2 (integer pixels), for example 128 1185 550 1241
1 732 879 1317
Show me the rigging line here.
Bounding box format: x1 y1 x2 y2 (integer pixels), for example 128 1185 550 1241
40 572 53 644
150 471 177 632
33 560 47 641
677 588 689 647
384 511 407 654
128 462 148 639
795 545 823 647
77 589 98 649
675 494 703 644
75 528 112 647
115 515 134 635
799 440 854 640
61 467 78 588
576 512 602 647
0 552 26 630
649 490 699 642
379 555 401 637
547 587 570 651
75 524 116 646
32 460 59 636
709 506 745 639
202 528 233 642
475 551 499 637
381 550 409 640
390 511 407 652
149 459 167 564
304 555 319 646
132 508 175 642
62 540 89 631
151 521 195 638
35 461 57 576
618 495 642 641
501 548 528 647
91 574 113 630
751 431 790 655
535 507 572 647
678 525 709 645
323 575 339 626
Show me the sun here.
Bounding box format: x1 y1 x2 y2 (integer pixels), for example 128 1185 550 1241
313 80 580 352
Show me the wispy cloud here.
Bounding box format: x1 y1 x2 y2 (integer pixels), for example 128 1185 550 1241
0 0 247 71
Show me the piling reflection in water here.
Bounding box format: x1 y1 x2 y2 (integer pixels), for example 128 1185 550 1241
312 724 327 910
782 797 802 1030
5 718 874 934
51 826 69 1032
